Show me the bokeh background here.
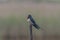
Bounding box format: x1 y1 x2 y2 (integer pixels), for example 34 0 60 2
0 0 60 40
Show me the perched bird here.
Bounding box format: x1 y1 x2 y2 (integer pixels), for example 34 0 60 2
27 14 40 30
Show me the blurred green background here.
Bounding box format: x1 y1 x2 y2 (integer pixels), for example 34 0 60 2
0 0 60 40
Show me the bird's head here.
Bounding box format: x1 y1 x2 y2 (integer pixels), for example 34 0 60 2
27 14 32 22
27 14 31 19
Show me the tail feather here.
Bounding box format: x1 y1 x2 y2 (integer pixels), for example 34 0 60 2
33 24 40 30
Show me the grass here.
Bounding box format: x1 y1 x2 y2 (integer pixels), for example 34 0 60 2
0 2 60 40
0 14 60 34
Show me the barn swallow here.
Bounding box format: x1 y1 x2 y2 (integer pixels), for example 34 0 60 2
27 14 40 30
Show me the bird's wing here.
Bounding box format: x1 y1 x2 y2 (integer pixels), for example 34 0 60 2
30 16 40 29
30 16 36 24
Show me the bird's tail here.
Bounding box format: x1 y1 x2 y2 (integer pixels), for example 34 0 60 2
33 24 40 30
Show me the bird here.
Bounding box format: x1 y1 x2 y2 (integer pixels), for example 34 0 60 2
27 14 40 30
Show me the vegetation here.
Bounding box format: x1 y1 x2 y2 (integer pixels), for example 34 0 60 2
0 0 60 40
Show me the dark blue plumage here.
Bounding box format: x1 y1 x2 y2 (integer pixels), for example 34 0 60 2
27 14 40 30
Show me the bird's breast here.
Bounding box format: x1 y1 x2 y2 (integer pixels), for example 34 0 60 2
27 18 33 24
27 18 30 22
